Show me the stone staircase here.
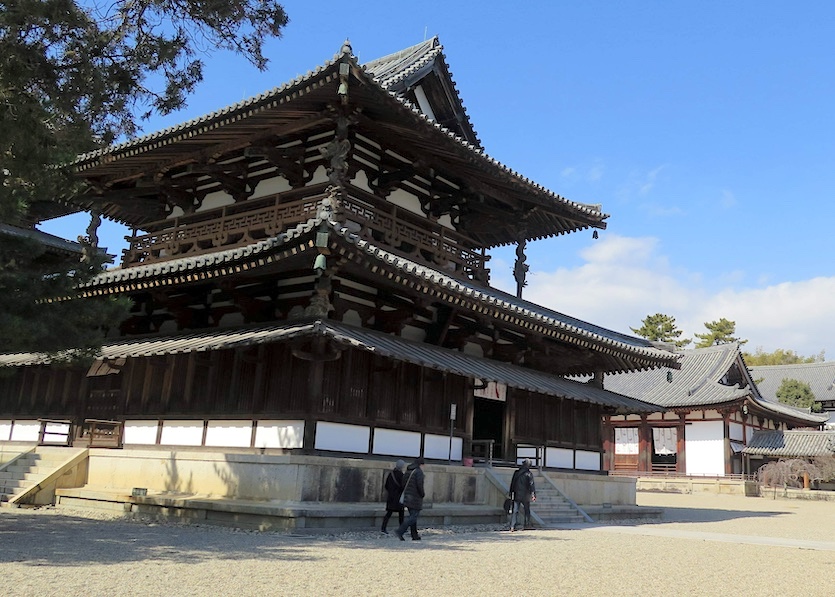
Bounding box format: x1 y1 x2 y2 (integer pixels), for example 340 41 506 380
531 473 589 525
486 466 592 527
0 447 85 507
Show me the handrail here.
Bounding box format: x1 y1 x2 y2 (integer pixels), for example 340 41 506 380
121 185 491 284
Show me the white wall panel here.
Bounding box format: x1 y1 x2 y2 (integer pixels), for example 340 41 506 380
0 421 12 441
314 422 369 453
729 422 744 442
160 421 204 446
254 421 305 449
372 428 420 457
123 421 159 445
10 421 39 442
685 420 725 476
424 433 462 461
575 450 601 471
546 447 573 469
205 421 253 448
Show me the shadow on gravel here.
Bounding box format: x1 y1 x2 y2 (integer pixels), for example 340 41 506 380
636 506 786 525
0 512 322 567
0 512 568 564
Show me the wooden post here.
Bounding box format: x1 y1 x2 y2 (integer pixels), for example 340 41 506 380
638 415 651 472
601 417 613 472
677 413 687 474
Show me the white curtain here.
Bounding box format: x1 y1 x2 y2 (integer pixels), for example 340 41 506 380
615 427 639 454
652 427 678 455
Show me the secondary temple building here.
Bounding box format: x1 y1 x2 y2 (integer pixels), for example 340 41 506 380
0 39 683 473
599 344 827 476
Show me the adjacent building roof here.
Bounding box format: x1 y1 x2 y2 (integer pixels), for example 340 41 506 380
601 344 748 408
750 361 835 406
73 214 681 373
0 319 658 414
599 343 828 425
743 429 835 457
750 361 835 429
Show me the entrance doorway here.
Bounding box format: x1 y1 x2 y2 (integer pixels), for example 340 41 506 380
473 397 505 462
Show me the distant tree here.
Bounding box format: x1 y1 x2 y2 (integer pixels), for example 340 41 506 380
743 347 825 366
776 378 823 412
630 313 690 347
1 0 289 357
694 318 747 348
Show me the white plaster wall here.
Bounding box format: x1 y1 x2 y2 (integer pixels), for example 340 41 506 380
401 324 425 343
205 421 252 448
314 422 369 453
160 421 204 446
350 170 372 192
0 420 11 441
463 342 483 358
424 433 463 461
199 190 234 212
123 421 160 445
545 447 573 469
249 174 291 200
309 165 329 185
254 421 304 449
387 188 423 217
575 450 601 471
372 428 420 457
729 422 744 442
10 421 39 442
685 420 725 476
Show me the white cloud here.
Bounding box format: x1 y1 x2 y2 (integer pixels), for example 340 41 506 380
511 234 833 357
720 189 737 209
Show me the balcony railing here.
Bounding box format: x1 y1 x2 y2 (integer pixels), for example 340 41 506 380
122 185 490 284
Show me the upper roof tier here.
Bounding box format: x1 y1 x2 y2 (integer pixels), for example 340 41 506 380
68 39 608 248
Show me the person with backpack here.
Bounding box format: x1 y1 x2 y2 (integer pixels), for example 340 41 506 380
509 459 536 531
381 459 405 534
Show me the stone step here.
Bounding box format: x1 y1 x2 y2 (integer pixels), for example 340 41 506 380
0 470 46 482
0 479 32 492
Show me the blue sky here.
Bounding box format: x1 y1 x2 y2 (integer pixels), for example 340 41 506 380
41 1 835 357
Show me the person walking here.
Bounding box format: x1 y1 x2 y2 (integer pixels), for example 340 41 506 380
381 459 405 534
509 459 536 531
394 457 425 541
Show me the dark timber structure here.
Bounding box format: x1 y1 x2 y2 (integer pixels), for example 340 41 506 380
0 39 681 470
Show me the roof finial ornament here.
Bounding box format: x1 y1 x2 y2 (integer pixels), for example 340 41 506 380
341 39 352 56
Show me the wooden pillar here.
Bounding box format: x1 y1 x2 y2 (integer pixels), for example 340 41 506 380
504 388 516 462
638 415 651 472
722 411 732 475
677 413 687 474
601 417 613 472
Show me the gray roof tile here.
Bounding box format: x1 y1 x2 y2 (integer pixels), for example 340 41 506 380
79 217 679 368
599 344 829 425
743 429 835 457
0 319 657 413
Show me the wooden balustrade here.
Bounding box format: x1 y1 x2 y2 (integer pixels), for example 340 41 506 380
122 187 490 284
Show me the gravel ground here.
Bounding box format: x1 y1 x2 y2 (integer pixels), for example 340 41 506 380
1 492 833 597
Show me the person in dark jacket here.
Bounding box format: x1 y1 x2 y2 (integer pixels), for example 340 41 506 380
394 457 425 541
381 459 405 534
509 459 536 531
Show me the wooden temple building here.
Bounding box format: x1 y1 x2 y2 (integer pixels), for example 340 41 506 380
0 38 683 473
599 343 828 476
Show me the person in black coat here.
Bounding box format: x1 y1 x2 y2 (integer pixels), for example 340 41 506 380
509 459 536 531
394 457 425 541
381 459 405 534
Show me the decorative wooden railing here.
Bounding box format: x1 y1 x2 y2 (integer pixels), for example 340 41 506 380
122 185 490 283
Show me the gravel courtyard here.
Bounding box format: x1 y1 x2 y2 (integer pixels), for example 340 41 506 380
1 492 833 597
